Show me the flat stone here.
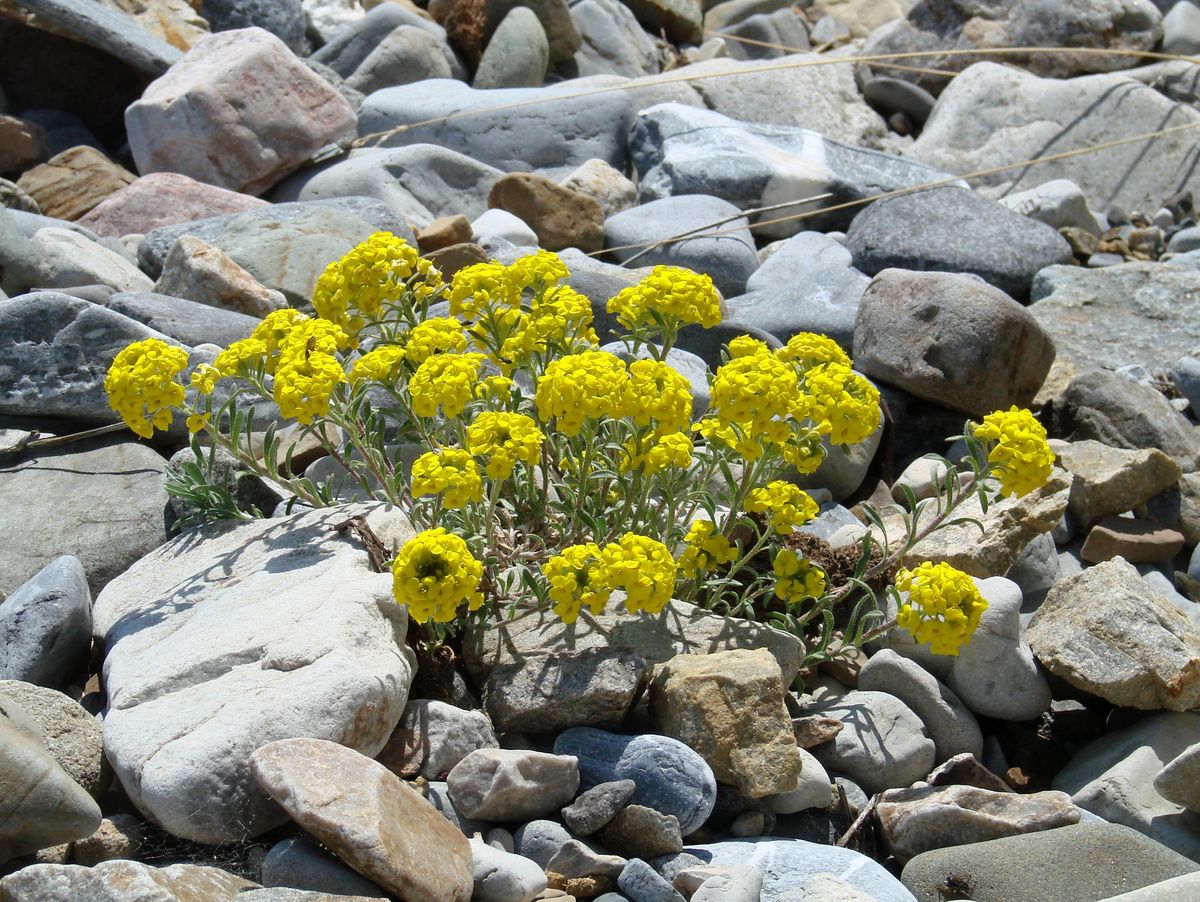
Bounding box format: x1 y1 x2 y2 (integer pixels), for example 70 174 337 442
446 748 580 822
252 738 473 901
1028 557 1200 710
77 172 268 239
126 27 358 195
0 680 107 799
1096 873 1200 902
0 861 259 900
154 234 287 317
16 146 135 221
998 179 1104 236
927 753 1013 795
470 835 548 902
594 804 683 859
561 779 636 835
106 290 261 348
648 648 803 798
0 556 91 689
1056 439 1183 531
1081 516 1186 564
92 503 417 843
489 172 603 253
376 698 497 780
29 228 154 294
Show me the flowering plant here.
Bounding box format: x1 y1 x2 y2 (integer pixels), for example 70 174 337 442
104 233 1055 669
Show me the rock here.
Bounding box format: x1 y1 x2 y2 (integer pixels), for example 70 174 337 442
483 648 647 735
1097 873 1200 901
720 8 811 61
908 62 1200 217
0 556 91 689
604 194 759 297
251 738 472 900
1155 740 1200 812
70 813 146 867
200 0 307 53
0 711 101 862
0 861 261 900
311 3 443 73
1081 516 1186 564
261 835 388 897
1028 558 1200 710
516 819 627 878
126 28 357 196
153 234 287 317
101 0 211 51
484 0 581 65
0 177 41 214
618 857 687 902
900 821 1200 902
852 268 1056 416
1056 440 1183 531
470 210 538 249
488 172 604 252
474 8 548 89
376 698 497 780
415 214 473 252
858 650 983 763
562 779 637 835
15 146 134 221
877 784 1080 863
1049 369 1199 472
92 503 417 843
1054 712 1200 860
358 77 633 174
561 158 638 220
594 805 683 859
28 228 154 293
764 748 833 814
926 753 1013 794
106 291 260 348
571 0 660 78
680 864 764 902
862 76 935 129
0 115 47 174
424 780 492 836
847 186 1073 302
684 838 916 901
619 0 701 43
648 648 803 798
1030 263 1200 374
725 232 868 350
446 748 580 822
1163 0 1200 55
554 728 717 835
631 102 953 239
0 681 107 799
0 436 169 598
0 0 183 76
343 24 456 93
471 836 548 902
76 173 268 239
997 179 1103 236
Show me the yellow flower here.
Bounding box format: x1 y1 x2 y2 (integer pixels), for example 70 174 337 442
895 561 988 656
970 406 1055 498
409 352 486 418
475 374 515 402
773 549 826 605
625 359 693 436
623 431 695 474
250 308 308 373
411 448 484 509
186 413 210 434
190 364 220 396
449 261 517 318
694 416 765 460
534 350 629 436
391 528 483 624
802 362 880 446
348 345 406 385
727 335 770 358
313 232 435 335
777 332 850 372
104 338 189 438
778 429 826 475
744 481 819 534
607 266 722 330
599 534 677 615
677 520 737 579
405 317 468 365
710 350 799 435
272 318 350 425
543 543 611 624
212 338 268 379
508 249 570 292
500 285 597 362
465 411 544 479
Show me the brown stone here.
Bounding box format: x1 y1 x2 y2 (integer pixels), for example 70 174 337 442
426 241 489 278
251 738 473 902
1080 516 1186 564
592 804 683 859
99 0 211 51
488 172 605 252
416 214 474 252
791 715 845 748
927 753 1013 794
77 172 268 238
1055 439 1182 531
0 861 256 900
16 146 135 220
0 115 46 174
153 234 287 317
545 871 611 898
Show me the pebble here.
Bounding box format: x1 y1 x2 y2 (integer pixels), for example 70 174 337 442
1055 439 1183 532
573 0 661 78
0 680 107 799
1154 740 1200 813
515 819 626 879
561 779 637 835
376 698 498 780
1163 0 1200 56
261 836 388 898
446 748 581 822
470 836 549 902
618 858 686 902
106 290 260 349
0 556 91 689
154 234 287 317
996 178 1104 236
344 25 457 94
16 146 135 221
595 805 683 859
475 8 549 89
1080 517 1186 564
29 227 154 293
71 813 146 867
764 748 833 814
488 172 604 253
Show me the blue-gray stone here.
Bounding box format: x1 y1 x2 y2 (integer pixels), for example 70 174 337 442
572 0 660 78
1173 355 1200 416
719 9 811 61
312 4 445 78
106 292 259 349
553 728 717 836
0 556 91 689
202 0 307 54
846 185 1074 301
863 76 936 127
618 858 686 902
604 194 759 298
7 0 181 76
425 780 492 836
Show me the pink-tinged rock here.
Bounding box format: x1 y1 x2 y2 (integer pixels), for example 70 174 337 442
125 27 358 196
77 173 267 238
1081 516 1187 564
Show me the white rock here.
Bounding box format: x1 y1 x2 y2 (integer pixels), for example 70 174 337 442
997 179 1104 236
1153 740 1200 812
471 209 538 247
446 748 580 822
31 228 154 293
891 456 974 504
763 749 833 814
470 836 548 902
378 698 498 780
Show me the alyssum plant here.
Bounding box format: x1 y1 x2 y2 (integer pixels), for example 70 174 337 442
104 233 1056 670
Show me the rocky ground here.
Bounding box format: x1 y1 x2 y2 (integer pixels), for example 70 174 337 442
3 0 1200 901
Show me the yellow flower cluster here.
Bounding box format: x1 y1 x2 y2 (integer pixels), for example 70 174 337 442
272 318 350 425
624 431 694 474
777 332 850 372
895 561 988 656
599 533 677 615
465 411 545 479
710 350 799 435
535 350 629 436
607 266 723 330
348 345 405 385
508 249 570 292
727 335 771 359
391 528 483 624
803 362 881 446
626 359 693 435
104 338 190 438
500 286 598 364
405 318 468 365
744 481 819 534
411 449 483 508
773 549 826 604
677 520 737 579
449 261 518 318
409 353 486 418
543 542 611 623
313 232 440 335
197 308 327 396
970 406 1055 498
252 308 309 373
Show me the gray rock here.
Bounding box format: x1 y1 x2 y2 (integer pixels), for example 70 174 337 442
470 836 548 902
0 861 261 900
793 416 883 502
720 9 811 61
908 62 1200 218
900 821 1200 902
376 698 497 780
203 0 307 53
92 504 417 843
446 748 580 822
863 76 935 128
28 228 154 294
1006 532 1061 604
684 864 764 902
595 804 683 859
1030 263 1200 373
604 194 759 297
515 819 627 878
0 556 91 689
852 268 1057 417
1054 712 1200 860
0 437 168 598
475 8 549 89
1167 224 1200 254
631 102 956 238
554 728 718 836
261 836 388 898
1097 873 1200 901
0 208 39 296
562 779 637 835
426 780 493 836
153 233 288 318
997 179 1104 236
107 291 261 348
1155 740 1200 812
1163 0 1200 55
572 0 661 78
312 4 446 78
1028 558 1200 710
619 858 687 902
344 26 457 94
858 649 983 763
1169 355 1200 415
486 0 582 65
0 681 107 799
1055 439 1183 531
846 186 1073 301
